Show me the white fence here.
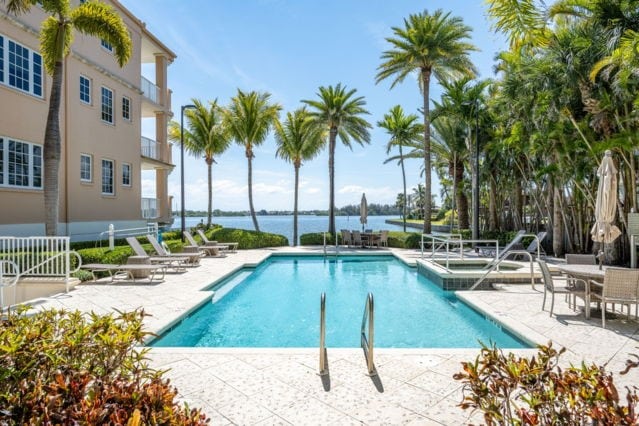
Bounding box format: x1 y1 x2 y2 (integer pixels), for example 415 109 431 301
100 223 159 250
0 236 81 293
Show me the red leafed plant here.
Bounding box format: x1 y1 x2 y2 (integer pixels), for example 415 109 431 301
0 307 209 425
454 342 638 425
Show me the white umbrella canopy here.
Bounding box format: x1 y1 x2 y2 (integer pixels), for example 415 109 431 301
590 150 622 244
360 193 368 231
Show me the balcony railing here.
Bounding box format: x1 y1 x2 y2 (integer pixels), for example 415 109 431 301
141 76 160 104
141 197 159 219
141 136 159 161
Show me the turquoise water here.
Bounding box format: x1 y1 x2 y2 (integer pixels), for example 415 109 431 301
152 256 529 348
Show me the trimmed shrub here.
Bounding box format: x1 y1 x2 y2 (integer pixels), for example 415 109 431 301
299 232 339 245
208 227 288 248
0 307 208 424
387 231 421 249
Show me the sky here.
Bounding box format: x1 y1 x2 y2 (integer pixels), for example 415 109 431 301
120 0 506 212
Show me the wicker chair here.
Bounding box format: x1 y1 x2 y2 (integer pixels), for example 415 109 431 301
589 268 639 329
538 259 587 317
340 229 353 247
352 231 364 247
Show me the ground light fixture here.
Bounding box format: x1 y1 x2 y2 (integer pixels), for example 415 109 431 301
180 104 197 242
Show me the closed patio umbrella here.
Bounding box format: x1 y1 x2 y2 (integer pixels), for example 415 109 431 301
360 193 368 231
590 150 621 244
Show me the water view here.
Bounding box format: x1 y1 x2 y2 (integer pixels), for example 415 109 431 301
174 215 409 245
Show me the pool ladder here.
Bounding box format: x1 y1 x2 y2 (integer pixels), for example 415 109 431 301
322 232 339 258
318 292 376 377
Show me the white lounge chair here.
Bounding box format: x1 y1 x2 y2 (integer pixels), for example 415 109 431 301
81 262 166 282
477 230 526 259
147 234 202 265
184 231 225 257
197 229 238 253
125 237 189 271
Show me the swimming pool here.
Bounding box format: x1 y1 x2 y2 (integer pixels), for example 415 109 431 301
152 255 529 348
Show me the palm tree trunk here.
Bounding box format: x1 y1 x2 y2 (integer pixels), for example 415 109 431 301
206 158 213 228
421 69 432 234
294 164 300 246
399 145 407 232
488 171 498 231
328 126 337 237
44 59 64 236
247 149 260 232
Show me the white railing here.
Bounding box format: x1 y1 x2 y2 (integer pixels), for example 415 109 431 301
1 260 19 310
142 198 159 219
141 136 160 160
100 223 159 250
0 237 81 293
141 76 160 104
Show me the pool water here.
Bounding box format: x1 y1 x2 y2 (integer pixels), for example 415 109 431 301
152 256 529 348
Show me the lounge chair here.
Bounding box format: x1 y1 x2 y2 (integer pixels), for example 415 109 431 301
477 230 526 259
184 231 225 257
125 237 189 271
196 229 238 253
340 229 352 247
538 259 587 317
589 268 639 328
525 231 547 257
147 234 202 265
81 262 166 283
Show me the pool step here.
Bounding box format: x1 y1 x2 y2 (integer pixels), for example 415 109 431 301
211 271 253 303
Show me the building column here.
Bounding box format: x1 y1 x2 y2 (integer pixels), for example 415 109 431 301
155 168 171 222
155 54 168 108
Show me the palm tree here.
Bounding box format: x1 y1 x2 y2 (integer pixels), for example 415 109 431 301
376 9 476 234
4 0 132 235
225 89 281 232
378 105 424 232
168 99 230 228
274 108 324 245
302 84 371 237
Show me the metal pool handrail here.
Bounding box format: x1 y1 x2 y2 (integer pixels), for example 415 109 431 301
469 250 536 291
319 292 328 376
360 292 376 376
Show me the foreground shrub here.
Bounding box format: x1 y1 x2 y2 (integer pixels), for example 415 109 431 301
300 232 339 245
0 307 208 424
208 227 288 248
387 231 421 248
454 342 638 425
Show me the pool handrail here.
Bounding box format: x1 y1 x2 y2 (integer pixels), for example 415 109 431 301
421 234 500 271
319 292 328 376
360 292 376 376
469 250 536 291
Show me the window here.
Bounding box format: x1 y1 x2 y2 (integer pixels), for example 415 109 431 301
0 35 43 97
122 163 131 186
122 96 131 121
0 136 42 189
80 154 91 182
100 39 113 52
79 75 91 104
101 159 114 195
101 86 113 124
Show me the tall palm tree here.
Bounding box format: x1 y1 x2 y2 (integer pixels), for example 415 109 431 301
302 84 371 237
4 0 131 235
168 99 230 228
274 108 324 245
225 89 281 232
376 9 476 234
378 105 424 232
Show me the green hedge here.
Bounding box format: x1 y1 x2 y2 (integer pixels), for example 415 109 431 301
299 232 339 245
207 227 288 248
299 231 423 249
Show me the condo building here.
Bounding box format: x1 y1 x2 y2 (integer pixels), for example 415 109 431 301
0 0 176 241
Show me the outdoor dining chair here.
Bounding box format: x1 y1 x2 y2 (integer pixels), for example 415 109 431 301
538 259 587 317
340 230 352 247
589 268 639 328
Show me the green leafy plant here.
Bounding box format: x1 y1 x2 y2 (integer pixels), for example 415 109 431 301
0 307 209 424
454 342 638 425
208 227 288 248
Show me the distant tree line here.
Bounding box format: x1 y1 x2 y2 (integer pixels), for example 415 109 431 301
180 203 401 217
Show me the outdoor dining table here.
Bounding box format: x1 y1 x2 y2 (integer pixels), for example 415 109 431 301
557 264 609 319
361 232 382 248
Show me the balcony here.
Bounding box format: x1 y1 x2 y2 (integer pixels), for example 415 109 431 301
141 197 159 219
141 76 160 104
141 136 159 161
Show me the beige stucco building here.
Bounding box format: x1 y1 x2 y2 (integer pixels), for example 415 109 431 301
0 0 175 241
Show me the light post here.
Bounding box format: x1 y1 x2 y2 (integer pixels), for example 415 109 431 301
180 104 196 242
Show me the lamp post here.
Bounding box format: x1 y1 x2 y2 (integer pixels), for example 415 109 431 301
180 104 196 242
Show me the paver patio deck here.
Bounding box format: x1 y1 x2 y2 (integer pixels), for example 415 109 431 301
34 247 639 425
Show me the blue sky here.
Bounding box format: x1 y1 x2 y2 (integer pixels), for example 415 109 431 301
121 0 506 212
